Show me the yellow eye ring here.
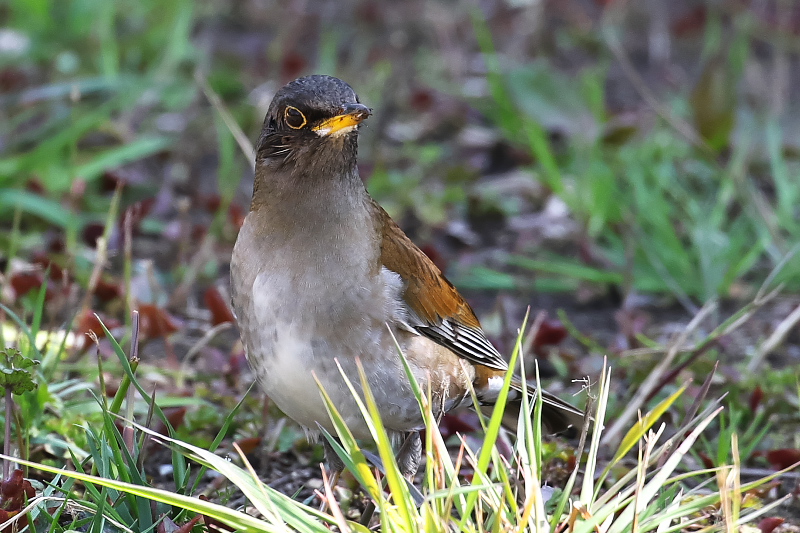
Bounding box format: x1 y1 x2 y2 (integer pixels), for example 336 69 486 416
284 106 307 129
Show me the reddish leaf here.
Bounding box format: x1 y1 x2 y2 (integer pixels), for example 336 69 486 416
749 385 764 413
281 51 306 83
534 319 568 348
204 287 235 326
100 170 126 193
48 238 65 254
77 310 122 340
758 517 785 533
698 451 715 469
420 244 447 272
671 6 707 36
9 271 47 300
410 88 434 112
439 412 480 440
191 224 208 241
31 251 67 280
201 194 222 212
82 222 105 248
0 67 28 92
93 278 122 303
1 469 23 499
25 179 45 195
766 449 800 470
228 204 245 229
152 407 188 436
0 469 35 520
166 407 187 429
0 509 23 533
137 304 180 338
234 436 262 455
227 350 247 378
157 515 178 533
173 515 203 533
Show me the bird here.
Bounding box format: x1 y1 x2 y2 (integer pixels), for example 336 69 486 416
230 74 584 481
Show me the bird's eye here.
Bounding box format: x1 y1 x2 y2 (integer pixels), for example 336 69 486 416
284 106 307 129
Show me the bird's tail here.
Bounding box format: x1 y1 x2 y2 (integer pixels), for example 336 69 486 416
481 378 585 435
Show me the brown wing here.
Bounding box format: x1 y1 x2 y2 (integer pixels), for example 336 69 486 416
375 201 508 371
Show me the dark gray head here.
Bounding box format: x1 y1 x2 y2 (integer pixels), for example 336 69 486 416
255 75 371 175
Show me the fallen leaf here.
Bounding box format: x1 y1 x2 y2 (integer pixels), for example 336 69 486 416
31 251 67 280
698 451 715 469
281 51 306 83
93 278 122 303
100 170 126 193
138 303 180 339
173 515 203 533
534 318 568 349
749 385 764 413
672 6 707 36
420 244 447 272
82 222 105 247
76 310 122 341
439 412 480 440
410 87 434 112
152 407 188 437
758 517 785 533
234 436 262 455
204 286 235 326
766 448 800 470
690 53 737 152
10 271 48 300
228 204 245 228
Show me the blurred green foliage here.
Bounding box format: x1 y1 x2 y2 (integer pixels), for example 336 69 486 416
2 0 799 304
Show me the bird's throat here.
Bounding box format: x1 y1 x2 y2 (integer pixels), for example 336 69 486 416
249 164 371 240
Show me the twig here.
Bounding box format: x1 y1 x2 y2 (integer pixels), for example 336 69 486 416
602 300 717 445
167 235 216 310
645 340 718 404
195 70 256 170
79 181 122 316
3 389 11 480
746 302 800 373
681 361 718 429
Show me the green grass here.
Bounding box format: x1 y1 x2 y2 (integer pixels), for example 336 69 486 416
4 0 800 302
470 10 800 302
0 310 793 531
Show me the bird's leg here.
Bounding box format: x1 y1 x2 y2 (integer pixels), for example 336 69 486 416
396 431 422 480
319 436 345 512
360 432 421 526
358 432 422 526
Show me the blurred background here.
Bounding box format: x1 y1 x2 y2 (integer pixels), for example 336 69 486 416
1 0 800 503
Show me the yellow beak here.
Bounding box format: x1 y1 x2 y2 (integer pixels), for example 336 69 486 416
312 103 372 137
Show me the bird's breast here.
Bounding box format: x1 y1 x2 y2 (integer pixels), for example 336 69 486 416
231 211 431 436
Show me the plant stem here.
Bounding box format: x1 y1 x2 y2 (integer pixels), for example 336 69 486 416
4 388 11 480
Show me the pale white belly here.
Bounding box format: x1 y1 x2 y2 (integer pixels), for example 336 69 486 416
237 263 424 440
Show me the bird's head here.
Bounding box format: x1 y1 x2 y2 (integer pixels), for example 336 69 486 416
255 75 371 176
